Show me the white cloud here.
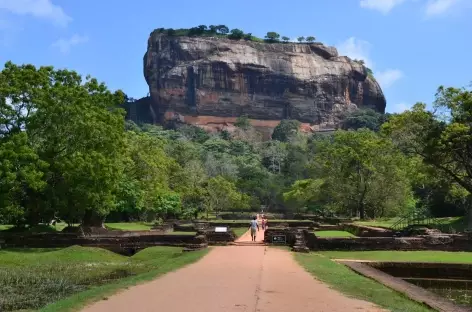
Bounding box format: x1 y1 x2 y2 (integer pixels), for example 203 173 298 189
376 69 404 88
52 34 88 54
424 0 458 16
336 37 374 68
389 102 411 113
359 0 407 13
0 0 71 26
337 37 404 89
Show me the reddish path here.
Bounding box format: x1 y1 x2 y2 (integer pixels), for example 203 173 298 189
82 235 384 312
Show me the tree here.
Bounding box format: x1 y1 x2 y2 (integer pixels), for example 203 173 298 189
0 132 47 225
306 36 316 43
272 119 301 142
383 86 472 226
205 176 249 217
311 129 413 219
228 29 245 40
283 179 324 214
354 59 365 65
262 141 287 174
281 36 290 43
235 115 251 130
216 25 229 35
209 25 217 34
243 33 253 41
265 32 280 42
0 62 127 227
116 131 180 221
341 108 388 131
297 36 305 43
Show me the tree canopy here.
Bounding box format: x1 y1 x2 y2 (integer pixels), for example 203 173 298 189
0 60 469 229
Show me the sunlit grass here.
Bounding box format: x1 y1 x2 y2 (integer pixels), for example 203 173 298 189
315 230 356 238
0 246 208 311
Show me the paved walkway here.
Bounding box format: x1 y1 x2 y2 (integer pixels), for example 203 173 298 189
82 230 384 312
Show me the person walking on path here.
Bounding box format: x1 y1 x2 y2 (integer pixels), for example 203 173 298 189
249 216 259 242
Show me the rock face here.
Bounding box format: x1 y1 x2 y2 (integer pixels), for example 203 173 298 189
143 33 386 132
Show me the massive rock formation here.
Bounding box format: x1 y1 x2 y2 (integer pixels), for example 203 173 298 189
141 33 386 133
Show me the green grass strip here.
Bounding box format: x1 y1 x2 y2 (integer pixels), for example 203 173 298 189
295 253 432 312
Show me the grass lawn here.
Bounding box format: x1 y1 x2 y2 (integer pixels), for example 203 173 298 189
0 222 155 232
295 253 431 312
315 230 356 238
105 222 154 231
354 216 468 233
232 228 249 238
0 246 208 312
320 250 472 263
354 218 399 228
0 224 13 231
168 231 196 235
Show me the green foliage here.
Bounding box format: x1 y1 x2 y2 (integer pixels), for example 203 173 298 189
383 87 472 226
272 119 301 142
228 28 245 40
306 36 316 42
151 26 318 46
265 31 280 42
0 62 126 226
341 108 389 131
294 129 414 219
366 67 374 78
205 176 250 215
234 114 251 130
1 60 470 228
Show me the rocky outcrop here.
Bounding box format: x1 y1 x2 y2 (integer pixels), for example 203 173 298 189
142 33 386 132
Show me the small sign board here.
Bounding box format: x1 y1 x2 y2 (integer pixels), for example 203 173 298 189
272 235 286 244
215 227 228 233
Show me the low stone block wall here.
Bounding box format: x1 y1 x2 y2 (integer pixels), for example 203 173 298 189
209 220 315 228
173 223 196 232
293 215 350 225
0 232 206 254
263 228 298 245
150 223 174 233
306 233 472 251
204 230 236 245
342 223 394 237
368 262 472 280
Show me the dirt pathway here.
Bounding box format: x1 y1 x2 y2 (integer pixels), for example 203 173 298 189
235 225 265 243
82 245 384 312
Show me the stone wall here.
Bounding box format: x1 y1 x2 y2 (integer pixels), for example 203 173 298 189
209 220 315 228
263 228 298 245
306 233 472 251
204 229 236 245
173 223 197 232
341 223 394 237
368 262 472 280
0 232 206 254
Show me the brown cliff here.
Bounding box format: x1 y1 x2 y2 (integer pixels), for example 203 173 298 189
142 33 386 133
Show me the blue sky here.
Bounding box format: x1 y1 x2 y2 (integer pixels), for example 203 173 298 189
0 0 471 113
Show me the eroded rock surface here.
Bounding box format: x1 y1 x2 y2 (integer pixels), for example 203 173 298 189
141 34 386 132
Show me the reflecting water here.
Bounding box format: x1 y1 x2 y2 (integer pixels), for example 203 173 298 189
406 278 472 307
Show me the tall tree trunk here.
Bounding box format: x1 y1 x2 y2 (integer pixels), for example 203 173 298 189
82 210 105 227
358 183 368 220
468 207 472 231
